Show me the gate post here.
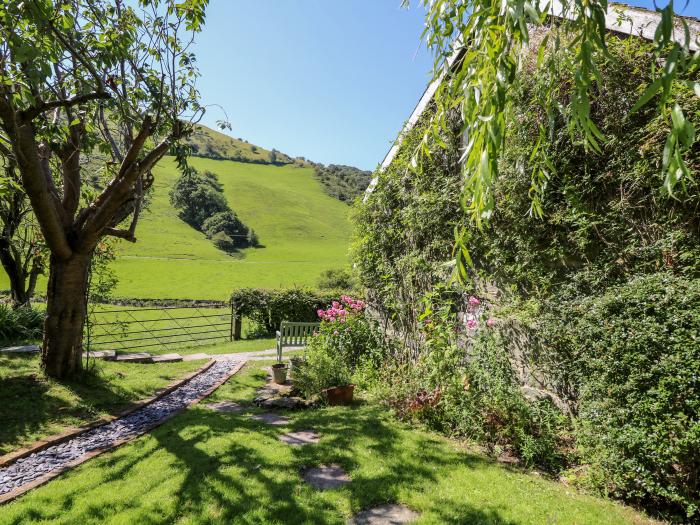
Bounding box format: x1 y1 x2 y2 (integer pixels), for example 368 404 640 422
230 302 242 341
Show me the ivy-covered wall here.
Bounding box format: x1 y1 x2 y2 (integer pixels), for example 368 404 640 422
353 35 699 519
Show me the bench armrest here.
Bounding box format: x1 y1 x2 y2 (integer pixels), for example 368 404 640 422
275 330 281 338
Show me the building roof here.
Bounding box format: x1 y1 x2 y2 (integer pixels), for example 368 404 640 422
365 1 700 199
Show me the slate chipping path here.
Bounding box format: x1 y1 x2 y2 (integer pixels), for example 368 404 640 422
0 360 241 496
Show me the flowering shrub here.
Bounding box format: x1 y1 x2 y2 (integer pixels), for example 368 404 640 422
292 295 381 399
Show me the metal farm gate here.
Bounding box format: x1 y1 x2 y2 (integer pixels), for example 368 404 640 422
84 303 234 353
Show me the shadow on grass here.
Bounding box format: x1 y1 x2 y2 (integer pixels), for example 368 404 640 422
0 355 171 455
2 364 520 524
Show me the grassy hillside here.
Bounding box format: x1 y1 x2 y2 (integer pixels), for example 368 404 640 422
0 156 352 300
113 156 351 299
188 125 294 165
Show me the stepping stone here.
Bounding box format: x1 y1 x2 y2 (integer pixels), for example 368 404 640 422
83 350 116 360
302 464 350 490
348 504 419 525
279 429 319 445
182 352 210 361
250 412 290 426
151 353 183 363
0 345 40 354
205 401 245 413
113 352 152 363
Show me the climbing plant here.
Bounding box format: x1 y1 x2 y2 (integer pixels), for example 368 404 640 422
410 0 700 281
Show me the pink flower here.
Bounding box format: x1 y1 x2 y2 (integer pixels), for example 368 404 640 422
466 319 478 330
317 309 325 318
333 330 339 336
486 318 496 328
468 296 481 306
332 301 341 309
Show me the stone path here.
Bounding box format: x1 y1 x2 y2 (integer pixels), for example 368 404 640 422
302 464 350 490
0 345 39 354
348 504 419 524
250 412 290 426
0 359 242 498
279 430 320 445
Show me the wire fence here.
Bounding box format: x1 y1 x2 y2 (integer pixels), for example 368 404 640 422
84 303 234 353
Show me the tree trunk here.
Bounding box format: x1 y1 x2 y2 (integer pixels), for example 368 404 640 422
42 253 91 378
0 242 29 307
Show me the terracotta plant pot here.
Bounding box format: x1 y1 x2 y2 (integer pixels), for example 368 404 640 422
324 384 355 406
271 363 288 384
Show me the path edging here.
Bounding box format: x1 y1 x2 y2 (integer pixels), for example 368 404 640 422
0 360 217 469
0 359 246 505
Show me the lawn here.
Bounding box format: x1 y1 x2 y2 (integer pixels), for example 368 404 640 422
0 360 656 524
0 353 207 456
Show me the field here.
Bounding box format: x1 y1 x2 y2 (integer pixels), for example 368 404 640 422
0 155 352 300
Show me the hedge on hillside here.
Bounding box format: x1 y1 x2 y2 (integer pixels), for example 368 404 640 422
230 288 340 334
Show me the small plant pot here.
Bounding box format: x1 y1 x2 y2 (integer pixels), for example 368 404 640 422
271 363 288 384
324 384 355 406
289 357 304 370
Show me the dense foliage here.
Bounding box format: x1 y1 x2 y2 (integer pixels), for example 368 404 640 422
293 296 381 400
417 0 699 282
312 164 372 203
170 170 256 252
540 274 700 517
0 303 43 342
352 35 700 520
229 288 339 335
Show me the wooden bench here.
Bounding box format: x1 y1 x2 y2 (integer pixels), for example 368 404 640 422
276 321 320 361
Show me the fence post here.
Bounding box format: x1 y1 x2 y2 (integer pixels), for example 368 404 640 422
230 302 242 341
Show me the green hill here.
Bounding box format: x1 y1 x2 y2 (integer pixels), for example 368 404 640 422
188 125 295 165
0 154 352 301
111 156 352 299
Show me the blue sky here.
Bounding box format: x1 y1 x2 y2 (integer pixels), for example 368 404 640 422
194 0 699 171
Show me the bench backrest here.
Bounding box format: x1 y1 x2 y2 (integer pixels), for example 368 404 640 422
278 321 319 347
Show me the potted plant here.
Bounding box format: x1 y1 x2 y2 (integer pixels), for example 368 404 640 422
323 383 355 406
271 362 288 384
292 347 354 405
289 356 304 371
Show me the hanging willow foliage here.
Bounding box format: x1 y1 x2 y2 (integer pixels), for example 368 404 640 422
410 0 699 282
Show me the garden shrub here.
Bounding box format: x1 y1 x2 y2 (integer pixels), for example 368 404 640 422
230 288 340 334
0 304 43 342
540 274 700 519
292 295 381 399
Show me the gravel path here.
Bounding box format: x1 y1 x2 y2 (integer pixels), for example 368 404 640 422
0 360 241 496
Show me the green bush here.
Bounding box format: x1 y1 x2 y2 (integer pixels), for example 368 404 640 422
291 344 352 399
0 304 43 342
169 170 228 229
201 211 249 243
317 267 357 291
543 274 700 519
292 295 378 399
230 288 339 334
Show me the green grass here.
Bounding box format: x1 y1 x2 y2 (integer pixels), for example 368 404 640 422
0 155 352 300
0 354 204 455
1 360 655 524
112 156 351 299
188 125 294 165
